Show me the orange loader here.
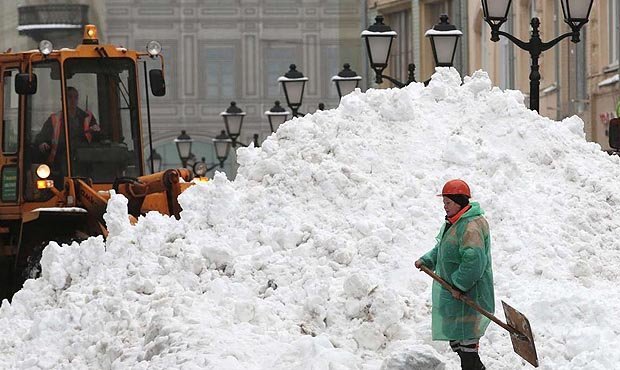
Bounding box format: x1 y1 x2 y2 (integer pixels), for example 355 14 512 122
0 25 199 300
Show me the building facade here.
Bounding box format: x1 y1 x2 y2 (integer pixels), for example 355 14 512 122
103 0 366 172
369 0 620 151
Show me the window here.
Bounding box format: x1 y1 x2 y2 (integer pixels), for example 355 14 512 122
611 0 619 65
388 9 412 83
205 48 235 98
529 0 537 18
498 7 514 89
480 16 490 73
3 69 19 153
264 47 296 97
64 58 141 182
24 61 64 198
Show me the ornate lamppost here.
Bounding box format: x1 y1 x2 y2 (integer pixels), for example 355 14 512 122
174 130 193 168
362 15 462 87
481 0 595 112
265 101 290 133
425 14 463 68
148 149 162 173
220 101 246 147
220 101 260 148
331 63 362 99
278 64 308 117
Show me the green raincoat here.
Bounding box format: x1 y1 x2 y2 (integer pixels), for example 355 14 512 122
419 202 494 341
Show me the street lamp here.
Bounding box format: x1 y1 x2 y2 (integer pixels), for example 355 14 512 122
278 64 308 117
174 130 193 168
148 149 162 173
481 0 594 112
331 63 362 99
425 15 463 68
265 100 290 133
212 129 232 168
361 15 398 85
220 101 246 146
362 15 461 87
220 101 260 148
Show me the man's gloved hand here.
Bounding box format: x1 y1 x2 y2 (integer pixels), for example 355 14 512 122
39 142 50 152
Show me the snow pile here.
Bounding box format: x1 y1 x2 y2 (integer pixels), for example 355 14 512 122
2 68 620 370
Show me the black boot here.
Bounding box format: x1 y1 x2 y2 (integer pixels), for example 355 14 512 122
457 351 485 370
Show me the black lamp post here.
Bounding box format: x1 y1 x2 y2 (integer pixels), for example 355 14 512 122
220 101 260 148
212 129 232 168
362 15 461 87
220 101 246 146
278 64 308 117
174 130 193 168
148 149 162 173
361 15 398 85
265 101 290 133
425 15 463 68
331 63 362 99
481 0 594 112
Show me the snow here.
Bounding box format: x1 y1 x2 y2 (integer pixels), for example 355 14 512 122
2 67 620 369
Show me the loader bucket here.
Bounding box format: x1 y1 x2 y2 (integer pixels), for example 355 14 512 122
13 208 104 290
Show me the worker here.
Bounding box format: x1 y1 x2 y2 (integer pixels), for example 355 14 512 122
35 86 101 167
415 179 494 370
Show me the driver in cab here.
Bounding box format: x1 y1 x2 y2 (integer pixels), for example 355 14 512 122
35 86 101 166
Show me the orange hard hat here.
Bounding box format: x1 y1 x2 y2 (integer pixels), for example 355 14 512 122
439 179 471 198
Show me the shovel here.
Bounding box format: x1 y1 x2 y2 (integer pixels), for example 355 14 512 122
419 265 539 368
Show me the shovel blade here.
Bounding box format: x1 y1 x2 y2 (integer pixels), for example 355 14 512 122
502 300 539 368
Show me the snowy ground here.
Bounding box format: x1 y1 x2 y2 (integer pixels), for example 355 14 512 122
1 68 619 370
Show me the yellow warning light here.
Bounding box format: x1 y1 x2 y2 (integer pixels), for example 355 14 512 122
36 180 54 189
82 24 99 45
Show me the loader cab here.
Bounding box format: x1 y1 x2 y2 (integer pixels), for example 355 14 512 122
0 25 166 210
22 57 143 201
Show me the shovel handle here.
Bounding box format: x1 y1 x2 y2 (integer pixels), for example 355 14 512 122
418 265 526 339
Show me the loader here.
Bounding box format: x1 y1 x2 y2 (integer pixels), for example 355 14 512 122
0 25 198 300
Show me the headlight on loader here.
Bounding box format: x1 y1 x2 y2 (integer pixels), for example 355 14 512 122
36 164 51 179
38 40 53 55
193 161 208 177
147 41 162 56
